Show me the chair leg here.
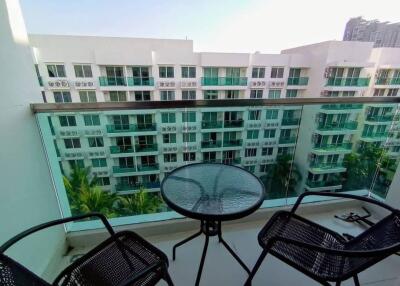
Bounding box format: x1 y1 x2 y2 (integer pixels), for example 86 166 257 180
353 275 360 286
163 270 174 286
335 282 341 286
244 249 268 286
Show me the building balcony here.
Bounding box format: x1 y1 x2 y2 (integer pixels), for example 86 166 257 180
224 119 244 128
312 142 352 153
316 121 358 132
109 145 135 154
106 124 136 133
115 181 160 192
281 118 300 126
136 123 157 132
135 143 158 152
375 77 400 85
112 166 137 174
126 77 154 86
137 164 159 172
365 115 394 122
287 77 309 86
99 76 127 86
278 137 296 144
309 162 346 173
361 132 389 141
201 140 222 149
305 179 342 189
222 157 241 165
325 77 370 87
222 139 242 147
202 158 222 163
320 104 363 110
201 120 223 129
201 77 248 86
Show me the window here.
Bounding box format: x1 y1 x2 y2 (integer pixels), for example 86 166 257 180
132 66 150 79
248 110 261 120
264 129 276 138
109 91 127 102
271 67 284 78
268 89 281 99
182 111 196 122
245 148 257 157
183 132 196 142
286 89 298 98
160 90 175 101
164 153 177 163
47 64 66 77
262 147 273 156
134 91 151 101
83 115 100 126
373 89 385 97
388 89 398 97
74 65 92 78
204 90 218 100
79 90 97 102
250 89 263 99
182 90 196 100
252 67 265 78
247 130 259 139
105 66 124 84
59 116 76 127
342 91 356 97
64 138 81 149
92 158 107 168
54 91 72 103
244 165 256 172
260 164 271 173
88 137 104 147
159 66 174 78
98 177 110 186
181 66 196 78
163 133 176 144
203 67 218 77
225 90 239 99
265 109 279 119
183 152 196 162
68 159 84 169
161 113 176 123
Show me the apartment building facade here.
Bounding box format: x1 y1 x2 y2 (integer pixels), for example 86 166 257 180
30 35 400 196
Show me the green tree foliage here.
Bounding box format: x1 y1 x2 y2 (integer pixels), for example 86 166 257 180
116 187 163 216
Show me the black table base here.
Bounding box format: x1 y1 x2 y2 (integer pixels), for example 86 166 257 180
172 220 250 286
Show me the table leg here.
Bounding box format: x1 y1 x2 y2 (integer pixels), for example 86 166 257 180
217 221 251 274
195 227 210 286
173 229 202 260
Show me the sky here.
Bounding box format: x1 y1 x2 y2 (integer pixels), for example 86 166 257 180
20 0 400 54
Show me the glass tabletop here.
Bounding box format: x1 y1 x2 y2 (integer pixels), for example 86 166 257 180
161 163 265 221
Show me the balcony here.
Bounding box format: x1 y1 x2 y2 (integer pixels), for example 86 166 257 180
365 115 394 122
106 124 136 133
287 77 309 85
99 76 126 86
112 166 137 173
309 161 346 173
361 132 389 140
201 120 223 129
137 164 159 172
312 142 352 153
305 179 342 189
281 118 300 126
109 145 134 154
278 137 296 144
325 77 370 87
222 157 241 165
202 158 222 163
126 77 154 86
222 139 242 147
321 104 363 110
135 143 158 152
375 77 400 85
316 121 358 132
116 181 160 192
136 123 157 132
224 119 244 128
201 140 222 149
201 77 247 86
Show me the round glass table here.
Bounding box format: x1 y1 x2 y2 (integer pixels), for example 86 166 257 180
161 163 265 286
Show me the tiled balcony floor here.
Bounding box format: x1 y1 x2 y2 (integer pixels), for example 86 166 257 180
62 207 400 286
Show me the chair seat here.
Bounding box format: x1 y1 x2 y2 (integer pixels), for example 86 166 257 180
55 231 168 286
258 211 349 281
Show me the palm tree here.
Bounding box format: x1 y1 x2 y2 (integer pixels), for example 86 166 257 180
77 185 118 218
117 187 163 216
261 155 302 199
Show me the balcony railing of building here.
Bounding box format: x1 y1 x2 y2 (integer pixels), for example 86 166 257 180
375 77 400 85
321 104 363 110
224 119 244 128
287 77 309 85
365 115 394 122
116 181 161 192
201 77 248 86
31 96 400 232
361 132 389 139
325 77 370 87
99 76 155 86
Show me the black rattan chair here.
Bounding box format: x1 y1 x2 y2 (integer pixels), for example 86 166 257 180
245 192 400 286
0 213 173 286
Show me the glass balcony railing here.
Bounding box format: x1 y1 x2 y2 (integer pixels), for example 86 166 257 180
201 77 248 86
325 77 370 87
321 104 363 110
127 77 154 86
365 115 394 122
201 121 223 129
317 121 358 131
375 77 400 85
287 77 309 85
281 118 300 126
33 97 400 232
99 76 127 86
